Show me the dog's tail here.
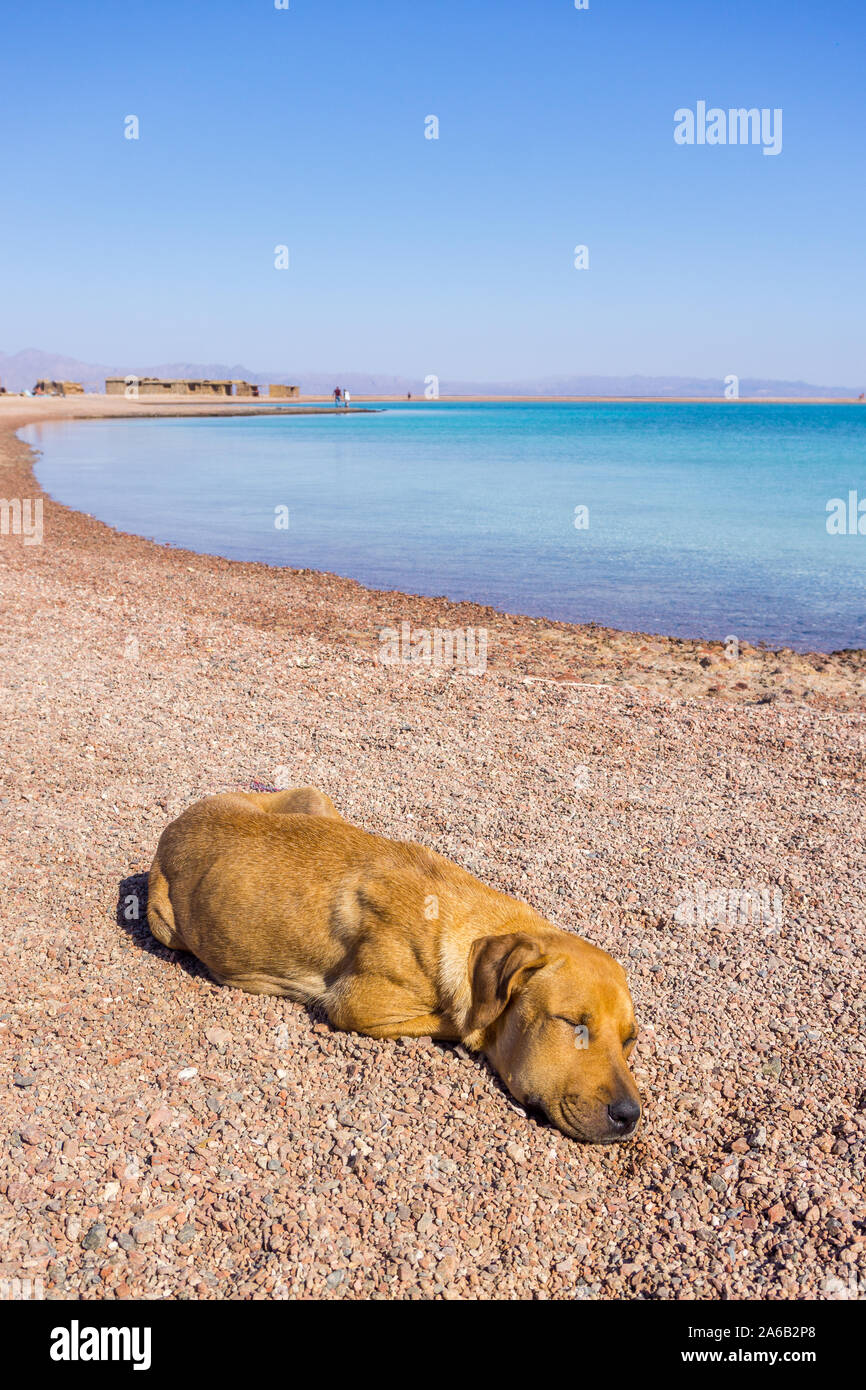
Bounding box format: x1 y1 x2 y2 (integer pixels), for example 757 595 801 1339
147 856 185 950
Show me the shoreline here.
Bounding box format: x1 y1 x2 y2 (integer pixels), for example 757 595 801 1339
268 395 866 405
4 395 865 699
2 395 864 705
6 392 864 404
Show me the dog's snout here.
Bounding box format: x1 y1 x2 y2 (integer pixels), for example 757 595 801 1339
607 1097 640 1134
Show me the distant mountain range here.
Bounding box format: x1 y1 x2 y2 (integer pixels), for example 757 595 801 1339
1 348 861 399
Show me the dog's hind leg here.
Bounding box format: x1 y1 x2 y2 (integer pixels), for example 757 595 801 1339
243 787 343 820
209 969 324 1002
146 860 186 950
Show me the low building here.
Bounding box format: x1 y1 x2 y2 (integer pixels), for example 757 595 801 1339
34 379 84 395
105 378 259 397
269 384 300 399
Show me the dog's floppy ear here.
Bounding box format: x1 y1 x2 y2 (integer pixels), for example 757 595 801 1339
467 932 549 1035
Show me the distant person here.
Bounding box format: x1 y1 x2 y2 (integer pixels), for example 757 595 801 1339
343 389 351 408
333 387 342 407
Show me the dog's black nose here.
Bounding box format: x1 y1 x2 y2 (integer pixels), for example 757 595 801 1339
607 1097 640 1132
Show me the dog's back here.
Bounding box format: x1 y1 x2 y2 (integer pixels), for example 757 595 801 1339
146 788 454 1001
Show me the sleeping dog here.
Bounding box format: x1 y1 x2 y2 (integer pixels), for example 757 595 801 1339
148 788 641 1143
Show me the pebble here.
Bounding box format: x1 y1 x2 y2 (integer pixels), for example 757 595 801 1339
81 1223 107 1251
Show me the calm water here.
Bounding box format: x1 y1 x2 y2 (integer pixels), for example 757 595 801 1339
23 402 866 652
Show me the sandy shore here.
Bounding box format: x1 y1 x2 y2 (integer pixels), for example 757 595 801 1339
1 396 864 1301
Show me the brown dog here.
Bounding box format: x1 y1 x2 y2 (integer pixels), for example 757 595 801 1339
147 788 641 1143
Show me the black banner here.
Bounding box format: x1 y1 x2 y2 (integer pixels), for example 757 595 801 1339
0 1295 855 1377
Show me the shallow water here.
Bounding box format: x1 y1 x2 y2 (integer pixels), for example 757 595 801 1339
23 401 866 651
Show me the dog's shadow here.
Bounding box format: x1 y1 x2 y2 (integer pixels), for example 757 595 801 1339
117 873 215 988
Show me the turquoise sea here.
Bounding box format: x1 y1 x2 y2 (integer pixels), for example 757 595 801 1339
23 402 866 652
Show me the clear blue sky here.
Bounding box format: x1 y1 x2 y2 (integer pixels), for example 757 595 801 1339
1 0 864 385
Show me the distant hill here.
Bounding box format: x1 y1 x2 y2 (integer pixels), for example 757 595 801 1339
0 348 861 399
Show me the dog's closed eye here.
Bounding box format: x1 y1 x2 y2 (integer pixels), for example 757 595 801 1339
555 1015 590 1034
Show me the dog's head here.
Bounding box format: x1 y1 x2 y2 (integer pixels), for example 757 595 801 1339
466 929 641 1143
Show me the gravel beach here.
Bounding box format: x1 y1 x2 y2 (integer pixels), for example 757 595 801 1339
1 397 864 1301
